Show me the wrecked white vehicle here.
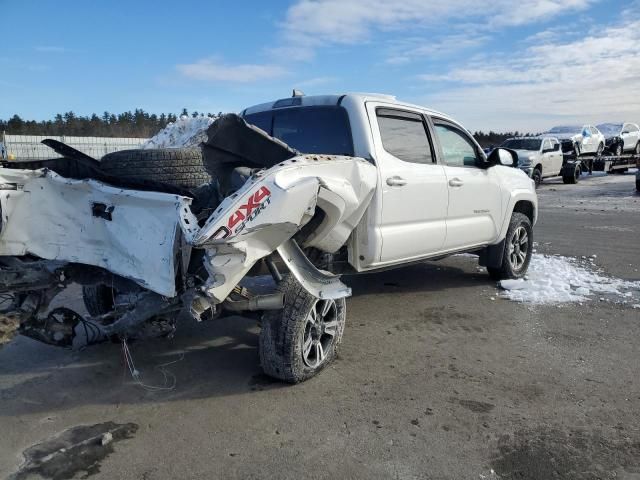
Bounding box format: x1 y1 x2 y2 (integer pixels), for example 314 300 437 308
0 93 537 383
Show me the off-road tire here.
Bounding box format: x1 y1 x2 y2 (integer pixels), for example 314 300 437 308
100 148 211 189
636 175 640 192
487 212 533 281
82 285 116 317
259 274 346 383
532 168 542 188
562 165 580 184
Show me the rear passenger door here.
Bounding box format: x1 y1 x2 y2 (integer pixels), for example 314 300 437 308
431 118 503 250
367 105 449 264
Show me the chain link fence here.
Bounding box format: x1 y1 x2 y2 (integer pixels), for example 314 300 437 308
1 133 148 161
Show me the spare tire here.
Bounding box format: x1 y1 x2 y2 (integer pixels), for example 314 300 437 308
100 148 211 189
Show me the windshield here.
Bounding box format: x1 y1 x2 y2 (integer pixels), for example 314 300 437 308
243 106 354 156
501 139 541 151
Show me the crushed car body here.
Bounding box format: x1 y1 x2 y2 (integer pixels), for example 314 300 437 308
0 113 377 350
0 93 538 383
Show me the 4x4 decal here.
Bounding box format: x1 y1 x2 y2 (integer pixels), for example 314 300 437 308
212 186 272 239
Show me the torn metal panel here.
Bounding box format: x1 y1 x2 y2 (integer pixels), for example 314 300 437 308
277 239 351 300
187 154 377 302
0 168 192 297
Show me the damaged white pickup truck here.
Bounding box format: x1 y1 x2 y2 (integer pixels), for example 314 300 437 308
0 93 537 383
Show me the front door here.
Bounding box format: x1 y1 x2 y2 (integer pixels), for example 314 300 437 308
543 138 564 176
366 104 449 265
431 119 503 251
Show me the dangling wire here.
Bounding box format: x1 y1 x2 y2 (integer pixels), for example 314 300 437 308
121 338 183 392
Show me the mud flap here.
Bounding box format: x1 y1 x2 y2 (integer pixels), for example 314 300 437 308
478 239 505 269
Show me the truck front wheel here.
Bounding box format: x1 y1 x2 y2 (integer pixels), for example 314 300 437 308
259 274 346 383
487 213 533 281
532 167 542 188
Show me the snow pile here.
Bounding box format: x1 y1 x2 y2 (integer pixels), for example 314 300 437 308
142 115 216 149
499 254 640 305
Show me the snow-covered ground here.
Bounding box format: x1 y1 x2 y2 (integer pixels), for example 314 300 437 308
142 115 217 149
499 254 640 305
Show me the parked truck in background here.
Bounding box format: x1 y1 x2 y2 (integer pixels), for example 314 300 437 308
499 137 563 187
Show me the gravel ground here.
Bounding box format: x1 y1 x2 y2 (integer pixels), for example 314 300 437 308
1 170 639 480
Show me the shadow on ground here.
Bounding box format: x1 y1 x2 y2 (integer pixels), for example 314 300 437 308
0 259 494 417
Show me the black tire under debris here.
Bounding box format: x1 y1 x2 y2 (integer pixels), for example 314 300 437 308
82 285 116 317
259 274 346 383
100 148 211 189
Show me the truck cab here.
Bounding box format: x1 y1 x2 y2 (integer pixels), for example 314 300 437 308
242 93 537 273
500 136 563 186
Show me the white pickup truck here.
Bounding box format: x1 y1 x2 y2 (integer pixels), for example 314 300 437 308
500 136 564 186
0 93 537 383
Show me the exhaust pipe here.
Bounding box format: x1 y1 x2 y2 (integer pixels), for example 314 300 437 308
223 293 284 312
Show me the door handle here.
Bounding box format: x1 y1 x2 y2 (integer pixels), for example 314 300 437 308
386 176 407 187
449 178 464 187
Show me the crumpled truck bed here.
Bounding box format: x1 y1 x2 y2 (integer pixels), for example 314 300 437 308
0 154 377 301
0 168 191 297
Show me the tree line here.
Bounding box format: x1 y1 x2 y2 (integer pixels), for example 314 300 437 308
0 109 221 138
473 130 540 148
1 109 536 145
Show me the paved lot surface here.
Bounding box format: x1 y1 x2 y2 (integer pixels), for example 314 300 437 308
1 171 639 480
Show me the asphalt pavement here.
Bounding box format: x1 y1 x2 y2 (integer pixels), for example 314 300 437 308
1 170 639 480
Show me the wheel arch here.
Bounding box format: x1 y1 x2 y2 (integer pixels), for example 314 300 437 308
498 194 537 242
513 200 535 224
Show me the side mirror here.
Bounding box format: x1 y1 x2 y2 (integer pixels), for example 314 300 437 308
487 147 517 167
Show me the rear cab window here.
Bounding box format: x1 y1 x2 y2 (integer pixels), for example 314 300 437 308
375 108 434 164
243 106 354 156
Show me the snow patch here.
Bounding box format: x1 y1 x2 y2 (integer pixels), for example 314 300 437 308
499 254 640 305
142 115 217 149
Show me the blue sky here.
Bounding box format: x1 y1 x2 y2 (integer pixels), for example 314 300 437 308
2 0 638 131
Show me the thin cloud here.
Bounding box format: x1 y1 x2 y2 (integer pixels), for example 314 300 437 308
176 59 288 83
34 46 66 53
420 18 640 131
280 0 598 58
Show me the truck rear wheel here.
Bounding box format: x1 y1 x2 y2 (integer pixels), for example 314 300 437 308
82 285 116 316
259 274 346 383
562 165 580 184
488 213 533 281
100 148 211 189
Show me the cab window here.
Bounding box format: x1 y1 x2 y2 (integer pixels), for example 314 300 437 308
376 109 434 164
433 121 480 168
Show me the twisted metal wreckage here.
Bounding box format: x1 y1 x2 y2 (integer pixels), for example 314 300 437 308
0 114 377 351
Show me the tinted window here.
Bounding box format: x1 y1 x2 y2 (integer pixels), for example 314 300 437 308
502 139 541 150
243 106 354 156
243 111 271 133
376 111 433 164
434 123 480 167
